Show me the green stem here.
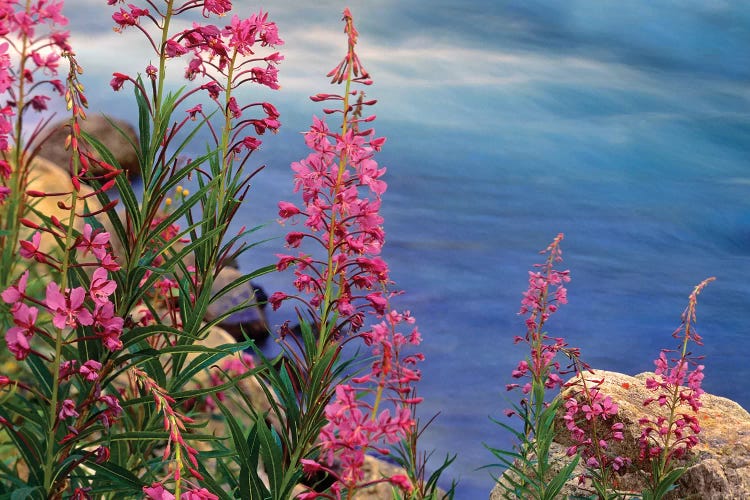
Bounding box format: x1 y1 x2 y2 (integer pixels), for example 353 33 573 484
317 54 354 354
658 333 691 477
43 147 81 495
155 0 174 128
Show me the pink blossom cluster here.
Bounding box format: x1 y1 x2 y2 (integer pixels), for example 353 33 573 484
271 9 385 328
506 234 571 402
562 376 630 478
107 0 283 156
0 0 71 200
2 224 123 359
638 278 713 466
271 109 387 328
1 223 124 461
314 308 422 488
272 10 421 495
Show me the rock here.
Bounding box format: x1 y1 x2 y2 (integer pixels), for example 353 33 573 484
34 114 140 177
491 370 750 499
295 455 438 500
192 325 282 435
352 456 415 500
205 266 269 342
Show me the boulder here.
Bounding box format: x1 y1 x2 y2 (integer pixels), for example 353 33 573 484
191 325 282 435
491 370 750 499
352 456 416 500
205 266 269 342
34 114 140 177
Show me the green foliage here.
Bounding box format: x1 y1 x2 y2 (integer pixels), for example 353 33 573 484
486 394 580 500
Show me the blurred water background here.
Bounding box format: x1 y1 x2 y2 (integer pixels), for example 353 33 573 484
57 1 750 497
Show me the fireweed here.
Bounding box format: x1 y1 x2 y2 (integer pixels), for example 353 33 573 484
0 1 720 499
637 277 714 499
489 235 715 500
0 0 288 497
560 359 630 498
259 9 453 500
0 0 71 290
487 234 583 499
0 1 456 499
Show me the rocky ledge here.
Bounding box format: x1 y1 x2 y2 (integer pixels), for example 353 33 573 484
490 370 750 500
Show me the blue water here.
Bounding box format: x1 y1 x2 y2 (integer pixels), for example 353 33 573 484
53 1 750 497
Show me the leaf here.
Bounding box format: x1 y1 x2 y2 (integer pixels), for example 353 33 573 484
170 340 251 389
255 417 283 494
216 400 251 469
0 411 44 486
134 80 152 179
84 460 143 492
543 453 579 500
9 486 43 500
25 351 52 399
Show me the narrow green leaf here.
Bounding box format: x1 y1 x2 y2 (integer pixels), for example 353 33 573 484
9 486 43 500
84 460 143 490
256 415 283 494
216 400 251 469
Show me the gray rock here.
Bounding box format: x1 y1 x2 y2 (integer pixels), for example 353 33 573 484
206 266 269 342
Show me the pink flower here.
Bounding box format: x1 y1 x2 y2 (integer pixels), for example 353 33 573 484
31 50 60 73
186 104 202 120
300 459 323 474
181 488 218 500
240 136 261 151
76 224 111 260
112 8 137 28
278 201 300 219
227 96 241 118
19 232 44 262
251 64 280 89
45 282 94 329
5 303 37 360
200 81 222 100
79 360 102 381
143 483 175 500
2 270 29 304
89 267 117 305
389 474 412 492
268 291 287 311
59 360 78 380
98 394 123 428
110 72 129 91
203 0 232 16
99 252 121 271
93 302 124 351
165 40 187 58
58 399 79 420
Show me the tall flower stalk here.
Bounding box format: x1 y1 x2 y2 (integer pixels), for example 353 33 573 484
638 277 714 499
488 234 580 499
264 9 436 499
